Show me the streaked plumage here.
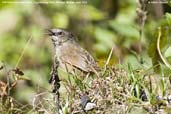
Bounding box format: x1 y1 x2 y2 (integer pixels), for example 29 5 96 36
48 28 100 75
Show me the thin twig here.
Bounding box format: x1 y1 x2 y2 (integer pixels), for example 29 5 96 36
157 27 171 70
104 46 114 70
136 0 148 64
15 35 32 68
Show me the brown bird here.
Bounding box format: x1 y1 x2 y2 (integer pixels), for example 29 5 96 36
48 28 100 76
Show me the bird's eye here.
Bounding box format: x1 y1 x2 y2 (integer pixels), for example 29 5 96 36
52 32 56 36
57 32 63 36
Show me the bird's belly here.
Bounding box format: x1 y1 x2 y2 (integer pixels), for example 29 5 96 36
58 61 85 76
58 61 72 72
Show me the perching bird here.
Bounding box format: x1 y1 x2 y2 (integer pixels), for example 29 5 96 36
48 28 100 76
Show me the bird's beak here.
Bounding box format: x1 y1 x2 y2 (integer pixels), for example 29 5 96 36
47 29 54 36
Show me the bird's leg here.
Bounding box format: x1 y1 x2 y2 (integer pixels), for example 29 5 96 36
49 58 61 112
49 60 60 92
49 60 59 84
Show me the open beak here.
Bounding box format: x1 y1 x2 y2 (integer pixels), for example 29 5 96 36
47 29 54 36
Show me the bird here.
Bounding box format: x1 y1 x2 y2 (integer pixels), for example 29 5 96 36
48 28 100 77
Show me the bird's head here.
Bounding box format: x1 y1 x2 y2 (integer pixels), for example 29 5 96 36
48 28 74 46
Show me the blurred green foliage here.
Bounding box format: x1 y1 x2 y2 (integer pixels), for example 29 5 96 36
0 0 171 108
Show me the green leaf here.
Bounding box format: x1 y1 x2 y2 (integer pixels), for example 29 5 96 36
53 13 69 28
95 27 115 48
165 46 171 57
167 0 171 7
83 5 105 21
17 75 30 80
109 21 139 38
165 13 171 27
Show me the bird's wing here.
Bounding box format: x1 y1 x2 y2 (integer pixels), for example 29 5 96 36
60 43 99 73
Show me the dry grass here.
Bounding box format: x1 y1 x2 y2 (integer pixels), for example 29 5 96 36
1 63 171 114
